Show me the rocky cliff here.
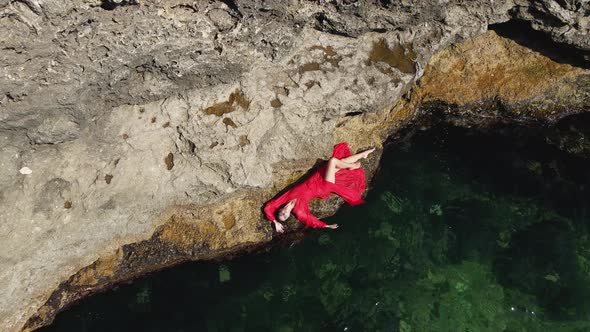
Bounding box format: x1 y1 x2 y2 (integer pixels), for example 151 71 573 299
0 1 589 331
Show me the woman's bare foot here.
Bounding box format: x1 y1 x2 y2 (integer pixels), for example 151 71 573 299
363 148 375 159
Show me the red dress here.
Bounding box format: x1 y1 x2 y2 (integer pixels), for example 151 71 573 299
263 142 366 228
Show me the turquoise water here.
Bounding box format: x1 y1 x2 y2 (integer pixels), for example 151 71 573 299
40 121 590 331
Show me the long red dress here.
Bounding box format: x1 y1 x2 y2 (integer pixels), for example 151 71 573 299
263 142 366 228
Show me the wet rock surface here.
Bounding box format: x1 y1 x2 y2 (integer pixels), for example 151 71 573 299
0 1 589 331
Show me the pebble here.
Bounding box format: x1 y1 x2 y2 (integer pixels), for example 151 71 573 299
19 167 32 175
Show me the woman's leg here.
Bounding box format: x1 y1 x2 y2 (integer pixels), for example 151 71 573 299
339 148 375 164
324 157 359 183
324 148 375 183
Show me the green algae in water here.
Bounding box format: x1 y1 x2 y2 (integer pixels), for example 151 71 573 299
40 121 590 332
219 265 231 283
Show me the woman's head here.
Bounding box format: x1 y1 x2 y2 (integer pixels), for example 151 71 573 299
277 198 297 222
277 207 290 222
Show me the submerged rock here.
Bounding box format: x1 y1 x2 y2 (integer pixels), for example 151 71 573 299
0 1 588 331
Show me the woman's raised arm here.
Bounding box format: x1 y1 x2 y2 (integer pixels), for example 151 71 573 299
263 191 291 221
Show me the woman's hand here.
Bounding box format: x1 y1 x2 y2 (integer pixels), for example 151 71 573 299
325 224 339 229
273 220 285 233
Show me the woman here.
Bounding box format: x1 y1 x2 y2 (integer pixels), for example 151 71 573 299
263 142 375 233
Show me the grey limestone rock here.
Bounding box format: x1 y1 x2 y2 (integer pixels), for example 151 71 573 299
0 1 589 331
26 116 80 145
207 7 236 31
513 0 590 53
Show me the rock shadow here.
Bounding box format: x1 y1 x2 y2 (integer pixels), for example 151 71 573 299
490 20 590 70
